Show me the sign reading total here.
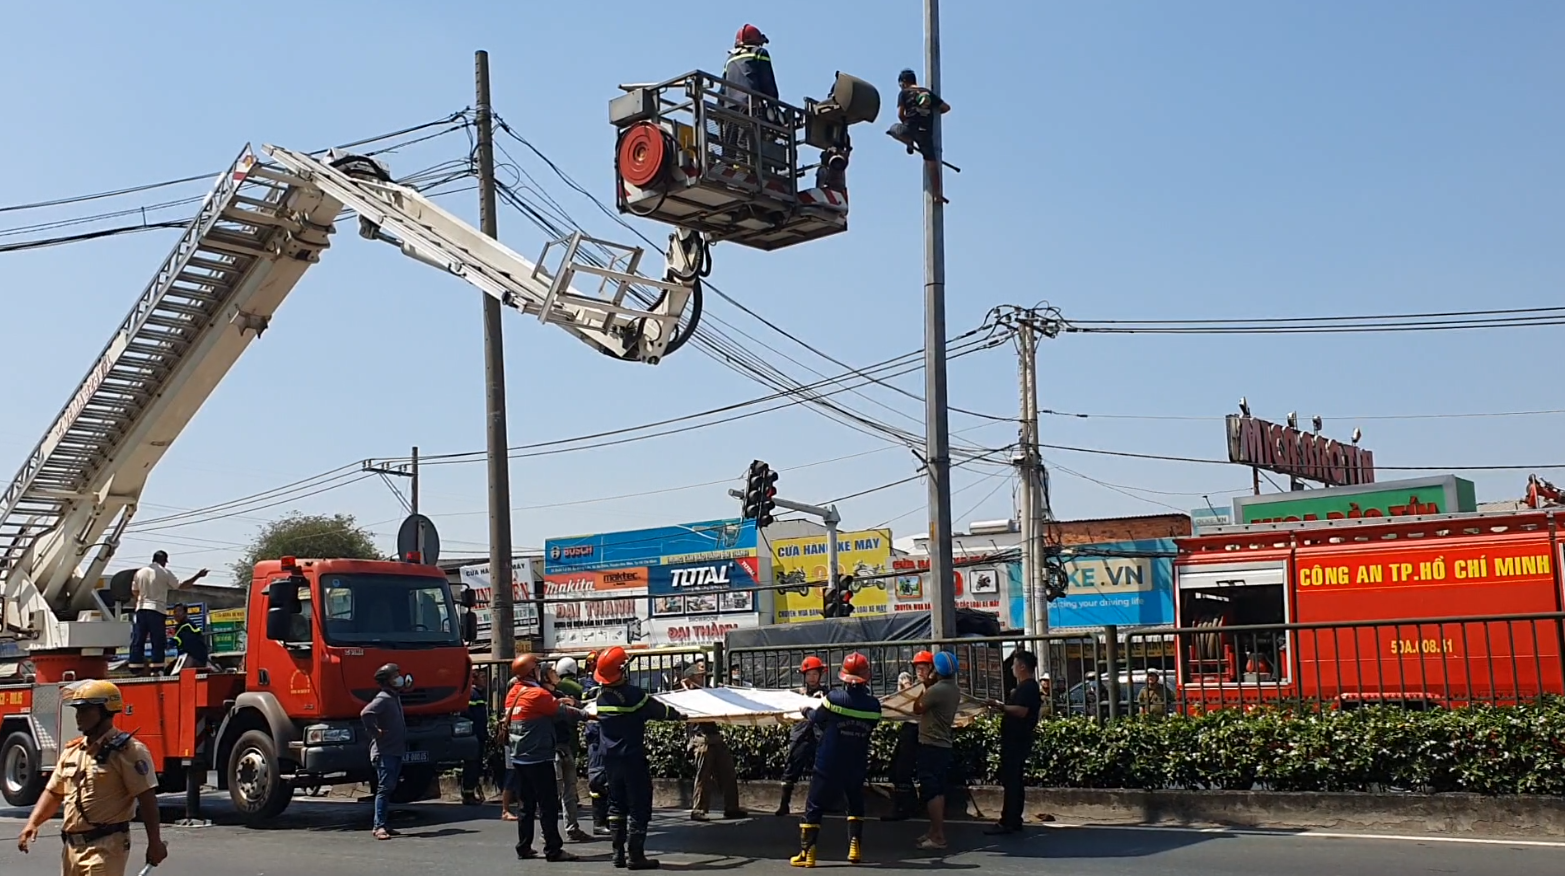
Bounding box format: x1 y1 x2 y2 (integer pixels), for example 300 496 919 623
1226 415 1374 487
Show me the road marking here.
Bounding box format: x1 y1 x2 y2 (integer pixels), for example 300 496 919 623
1041 821 1565 848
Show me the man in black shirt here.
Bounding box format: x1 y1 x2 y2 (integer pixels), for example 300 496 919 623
987 649 1042 835
168 604 209 669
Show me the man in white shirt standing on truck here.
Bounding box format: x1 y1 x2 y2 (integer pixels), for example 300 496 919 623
127 550 207 676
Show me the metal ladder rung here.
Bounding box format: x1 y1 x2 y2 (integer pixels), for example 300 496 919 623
161 286 224 305
221 206 299 231
143 315 197 331
184 255 242 273
201 236 271 258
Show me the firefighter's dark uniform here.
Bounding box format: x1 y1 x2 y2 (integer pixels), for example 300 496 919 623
48 731 158 876
722 43 778 101
597 681 685 869
776 682 825 815
794 686 882 867
168 616 208 667
461 682 489 799
584 699 609 834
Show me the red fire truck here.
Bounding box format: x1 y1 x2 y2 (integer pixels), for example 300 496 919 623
1173 509 1565 709
0 556 481 822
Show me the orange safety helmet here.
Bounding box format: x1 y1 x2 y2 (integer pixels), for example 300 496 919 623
840 652 872 685
912 650 935 666
735 24 768 47
799 655 827 674
512 654 539 680
594 646 629 685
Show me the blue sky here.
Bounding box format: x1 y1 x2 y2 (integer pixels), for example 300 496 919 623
2 2 1561 584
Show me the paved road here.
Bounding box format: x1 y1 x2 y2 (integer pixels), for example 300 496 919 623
4 796 1562 876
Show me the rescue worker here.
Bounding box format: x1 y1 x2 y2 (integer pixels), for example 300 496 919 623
168 603 209 669
882 657 929 821
720 24 780 166
17 679 167 875
723 24 778 100
548 659 592 842
775 655 828 815
682 663 747 820
126 550 207 675
886 68 952 203
461 665 489 805
505 654 584 862
595 645 688 869
581 652 610 836
791 653 882 868
912 650 961 851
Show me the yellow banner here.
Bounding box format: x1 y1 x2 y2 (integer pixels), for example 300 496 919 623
771 529 893 623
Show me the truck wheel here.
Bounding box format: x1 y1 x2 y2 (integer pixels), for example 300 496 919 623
1 731 45 808
227 730 291 822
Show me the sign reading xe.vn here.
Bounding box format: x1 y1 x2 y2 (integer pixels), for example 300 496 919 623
1226 415 1374 487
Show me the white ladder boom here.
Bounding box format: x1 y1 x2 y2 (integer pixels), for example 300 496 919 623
1 141 698 652
261 145 696 365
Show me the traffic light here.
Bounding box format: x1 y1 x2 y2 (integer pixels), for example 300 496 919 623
822 575 855 618
741 460 780 527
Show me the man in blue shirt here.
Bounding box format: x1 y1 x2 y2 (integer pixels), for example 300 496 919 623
791 653 882 868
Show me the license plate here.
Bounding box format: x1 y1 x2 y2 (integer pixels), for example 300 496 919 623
403 750 429 764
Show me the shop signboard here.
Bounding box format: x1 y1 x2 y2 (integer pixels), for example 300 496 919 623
459 558 542 639
890 556 1026 630
1047 539 1175 631
544 519 759 646
208 607 247 655
770 529 893 622
1231 475 1476 525
1226 415 1374 487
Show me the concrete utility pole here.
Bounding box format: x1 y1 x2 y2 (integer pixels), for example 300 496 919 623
476 50 516 661
1015 321 1051 634
921 0 958 644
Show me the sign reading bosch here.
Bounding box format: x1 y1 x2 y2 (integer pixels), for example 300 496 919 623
544 518 759 645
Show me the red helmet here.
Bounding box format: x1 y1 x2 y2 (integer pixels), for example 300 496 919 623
840 652 872 685
511 654 539 680
800 655 827 674
736 24 768 47
595 646 629 685
912 650 935 666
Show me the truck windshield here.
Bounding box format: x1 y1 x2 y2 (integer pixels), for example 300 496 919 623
319 573 460 647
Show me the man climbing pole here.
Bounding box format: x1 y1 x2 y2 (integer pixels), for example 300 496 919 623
887 68 953 203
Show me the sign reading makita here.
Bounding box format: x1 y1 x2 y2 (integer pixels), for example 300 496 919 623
1225 415 1374 487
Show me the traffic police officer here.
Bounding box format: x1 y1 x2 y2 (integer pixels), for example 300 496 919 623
594 645 687 870
17 679 167 876
775 655 828 815
792 653 882 868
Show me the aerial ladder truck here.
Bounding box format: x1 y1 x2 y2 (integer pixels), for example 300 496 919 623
0 65 884 818
0 142 707 816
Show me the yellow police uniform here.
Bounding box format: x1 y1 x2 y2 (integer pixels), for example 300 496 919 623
46 733 158 876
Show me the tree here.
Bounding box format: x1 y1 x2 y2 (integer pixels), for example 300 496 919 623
230 512 383 582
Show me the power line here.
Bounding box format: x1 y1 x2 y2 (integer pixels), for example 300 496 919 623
1041 407 1565 423
1066 305 1565 335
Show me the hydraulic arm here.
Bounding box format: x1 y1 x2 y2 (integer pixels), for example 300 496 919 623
0 143 698 653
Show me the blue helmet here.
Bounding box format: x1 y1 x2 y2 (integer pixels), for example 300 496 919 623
932 651 958 678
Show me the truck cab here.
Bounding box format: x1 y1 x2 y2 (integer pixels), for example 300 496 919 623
218 556 480 820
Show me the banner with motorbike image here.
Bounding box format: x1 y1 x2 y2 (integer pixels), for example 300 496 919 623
770 529 894 623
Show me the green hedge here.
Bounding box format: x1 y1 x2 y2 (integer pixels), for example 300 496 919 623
484 700 1565 795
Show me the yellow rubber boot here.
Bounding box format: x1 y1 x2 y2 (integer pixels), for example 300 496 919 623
790 824 820 868
847 816 863 864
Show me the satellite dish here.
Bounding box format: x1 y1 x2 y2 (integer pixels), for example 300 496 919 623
396 514 441 566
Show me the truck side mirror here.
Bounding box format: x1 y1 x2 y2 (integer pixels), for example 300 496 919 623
461 610 479 645
459 587 477 609
265 577 302 642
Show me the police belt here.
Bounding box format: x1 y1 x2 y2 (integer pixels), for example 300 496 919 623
61 822 130 847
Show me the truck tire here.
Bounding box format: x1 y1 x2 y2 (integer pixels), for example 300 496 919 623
1 731 45 808
227 729 291 822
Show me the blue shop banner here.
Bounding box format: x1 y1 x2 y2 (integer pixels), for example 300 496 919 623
544 518 756 574
1048 538 1176 630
